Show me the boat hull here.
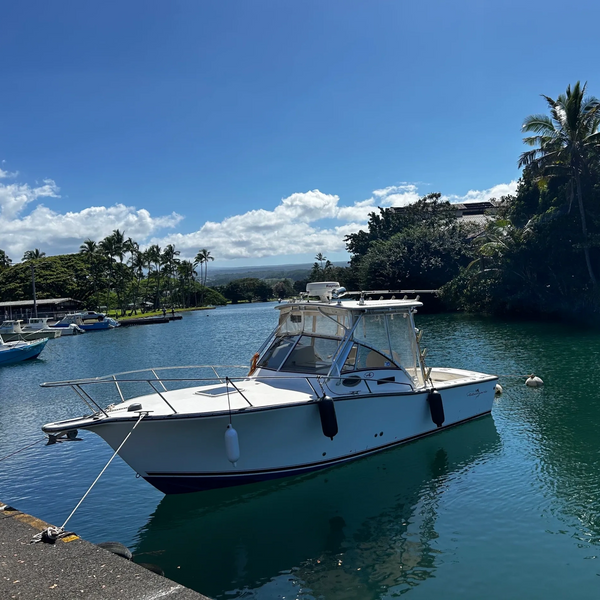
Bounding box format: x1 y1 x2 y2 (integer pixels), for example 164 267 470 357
0 330 61 341
54 321 113 331
85 378 497 494
0 339 47 366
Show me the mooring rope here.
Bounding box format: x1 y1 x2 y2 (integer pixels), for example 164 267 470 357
32 412 146 544
61 412 146 530
0 437 47 463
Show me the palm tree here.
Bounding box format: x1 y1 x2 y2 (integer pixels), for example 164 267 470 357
0 249 12 270
23 249 46 261
22 249 46 317
315 253 327 269
161 244 180 308
194 248 214 287
177 260 196 307
194 249 214 305
79 239 99 308
129 247 146 315
146 244 163 309
111 229 126 263
518 82 600 287
99 235 118 311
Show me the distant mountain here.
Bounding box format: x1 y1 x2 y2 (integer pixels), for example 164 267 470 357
208 262 348 286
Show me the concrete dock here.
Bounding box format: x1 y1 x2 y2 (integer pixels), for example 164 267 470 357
0 502 210 599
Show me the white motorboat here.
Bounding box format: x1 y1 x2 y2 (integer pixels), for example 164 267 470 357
0 319 61 341
22 317 69 338
41 282 499 494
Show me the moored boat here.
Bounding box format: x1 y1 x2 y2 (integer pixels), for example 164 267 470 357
0 337 48 366
41 282 499 494
53 312 119 331
22 317 66 338
0 319 61 341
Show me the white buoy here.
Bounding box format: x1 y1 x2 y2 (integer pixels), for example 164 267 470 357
495 384 503 395
525 375 544 388
224 424 240 466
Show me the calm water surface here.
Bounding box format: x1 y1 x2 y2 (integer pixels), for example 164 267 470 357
2 304 600 599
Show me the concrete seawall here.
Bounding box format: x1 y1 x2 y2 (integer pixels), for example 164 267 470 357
0 502 210 599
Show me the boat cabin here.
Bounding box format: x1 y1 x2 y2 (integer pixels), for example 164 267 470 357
0 320 25 334
23 317 52 330
255 289 426 390
56 314 85 326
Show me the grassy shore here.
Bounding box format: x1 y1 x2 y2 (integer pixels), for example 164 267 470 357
108 306 216 321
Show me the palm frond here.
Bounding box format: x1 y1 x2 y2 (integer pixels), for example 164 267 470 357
522 114 555 134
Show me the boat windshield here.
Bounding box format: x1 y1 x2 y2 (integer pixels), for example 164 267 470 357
257 305 423 383
258 334 340 374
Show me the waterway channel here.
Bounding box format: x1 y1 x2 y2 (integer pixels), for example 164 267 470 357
1 302 600 599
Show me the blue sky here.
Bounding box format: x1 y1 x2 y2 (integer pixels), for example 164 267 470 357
1 0 599 266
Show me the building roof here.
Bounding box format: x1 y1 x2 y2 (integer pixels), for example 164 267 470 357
0 298 83 308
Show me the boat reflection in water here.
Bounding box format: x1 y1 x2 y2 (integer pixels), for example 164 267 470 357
134 415 500 599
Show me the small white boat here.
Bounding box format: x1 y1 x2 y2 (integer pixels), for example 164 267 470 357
0 337 48 366
0 319 61 341
22 317 68 338
42 282 498 494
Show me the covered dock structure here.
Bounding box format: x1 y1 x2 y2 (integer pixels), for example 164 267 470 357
0 298 84 321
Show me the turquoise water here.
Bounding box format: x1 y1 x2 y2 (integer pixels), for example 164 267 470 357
2 304 600 599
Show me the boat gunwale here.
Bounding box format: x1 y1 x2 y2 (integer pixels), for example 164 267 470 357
41 372 498 433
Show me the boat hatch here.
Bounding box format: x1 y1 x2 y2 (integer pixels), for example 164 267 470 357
195 386 245 397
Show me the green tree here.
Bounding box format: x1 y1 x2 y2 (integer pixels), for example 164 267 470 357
194 248 214 286
272 279 294 299
0 249 12 270
145 244 163 309
99 231 125 310
177 260 197 307
519 82 600 287
345 194 477 291
79 239 100 309
161 244 180 307
22 249 46 317
194 248 214 305
222 278 272 303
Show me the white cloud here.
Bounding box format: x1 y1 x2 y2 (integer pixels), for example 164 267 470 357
153 190 349 260
0 179 59 220
0 168 18 179
444 181 518 203
0 165 518 265
0 176 182 260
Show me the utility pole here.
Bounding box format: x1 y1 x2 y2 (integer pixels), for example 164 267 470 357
31 263 38 318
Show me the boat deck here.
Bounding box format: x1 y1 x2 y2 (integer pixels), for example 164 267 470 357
42 366 496 434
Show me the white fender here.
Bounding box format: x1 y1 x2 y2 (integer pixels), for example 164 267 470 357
224 424 240 466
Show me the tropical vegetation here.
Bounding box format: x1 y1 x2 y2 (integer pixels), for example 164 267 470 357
0 233 227 312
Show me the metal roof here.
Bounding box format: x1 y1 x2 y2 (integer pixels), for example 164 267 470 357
0 298 83 308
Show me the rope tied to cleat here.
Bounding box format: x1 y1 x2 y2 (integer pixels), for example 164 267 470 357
31 412 147 544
